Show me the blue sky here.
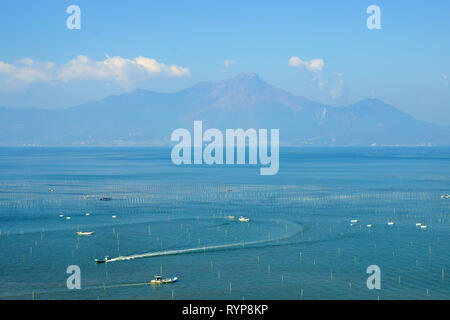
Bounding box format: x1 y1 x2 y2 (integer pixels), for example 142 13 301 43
0 0 449 125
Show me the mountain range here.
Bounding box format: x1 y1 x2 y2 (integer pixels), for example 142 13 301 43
0 72 448 146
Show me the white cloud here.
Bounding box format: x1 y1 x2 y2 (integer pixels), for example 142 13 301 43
0 59 54 84
288 55 345 99
288 56 324 72
329 73 344 99
0 55 190 92
223 59 236 68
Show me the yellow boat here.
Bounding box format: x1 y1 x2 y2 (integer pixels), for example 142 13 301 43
77 231 94 235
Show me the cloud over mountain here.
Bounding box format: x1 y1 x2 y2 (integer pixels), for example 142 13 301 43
288 56 324 72
0 55 190 92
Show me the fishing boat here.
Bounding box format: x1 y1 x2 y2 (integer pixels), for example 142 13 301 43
77 231 94 236
238 216 250 222
95 256 110 263
150 275 178 285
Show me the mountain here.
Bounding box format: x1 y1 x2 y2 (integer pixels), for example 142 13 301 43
0 73 448 146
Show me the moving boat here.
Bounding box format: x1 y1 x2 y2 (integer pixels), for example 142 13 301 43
150 275 178 285
95 256 110 263
77 231 94 235
238 216 250 222
100 197 112 201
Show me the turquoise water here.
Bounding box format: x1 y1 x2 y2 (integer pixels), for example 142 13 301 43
0 147 448 299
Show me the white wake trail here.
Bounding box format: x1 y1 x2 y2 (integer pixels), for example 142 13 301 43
106 222 301 263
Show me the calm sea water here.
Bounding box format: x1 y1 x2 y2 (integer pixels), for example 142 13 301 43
0 147 448 300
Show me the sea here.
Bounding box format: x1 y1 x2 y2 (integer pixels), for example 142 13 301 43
0 147 448 300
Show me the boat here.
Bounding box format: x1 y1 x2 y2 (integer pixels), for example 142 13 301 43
350 219 358 223
415 223 422 226
420 225 427 229
77 231 94 236
100 197 112 201
225 215 235 220
366 224 372 228
95 256 110 263
387 222 394 226
441 194 450 199
238 216 250 222
150 275 178 285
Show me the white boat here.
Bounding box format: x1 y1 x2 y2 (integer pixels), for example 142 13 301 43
350 219 358 223
366 224 372 228
415 223 422 226
150 275 178 285
387 221 394 226
238 216 250 222
95 256 110 263
66 217 71 220
420 225 427 229
225 215 235 220
77 231 94 236
112 215 117 219
85 213 90 216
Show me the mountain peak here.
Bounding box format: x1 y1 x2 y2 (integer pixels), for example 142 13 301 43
221 72 269 92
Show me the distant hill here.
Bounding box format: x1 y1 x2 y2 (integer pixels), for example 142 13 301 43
0 72 448 146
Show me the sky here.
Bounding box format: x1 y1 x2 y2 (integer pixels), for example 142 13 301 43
0 0 449 125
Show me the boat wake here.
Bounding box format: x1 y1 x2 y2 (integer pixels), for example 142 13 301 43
105 220 303 263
